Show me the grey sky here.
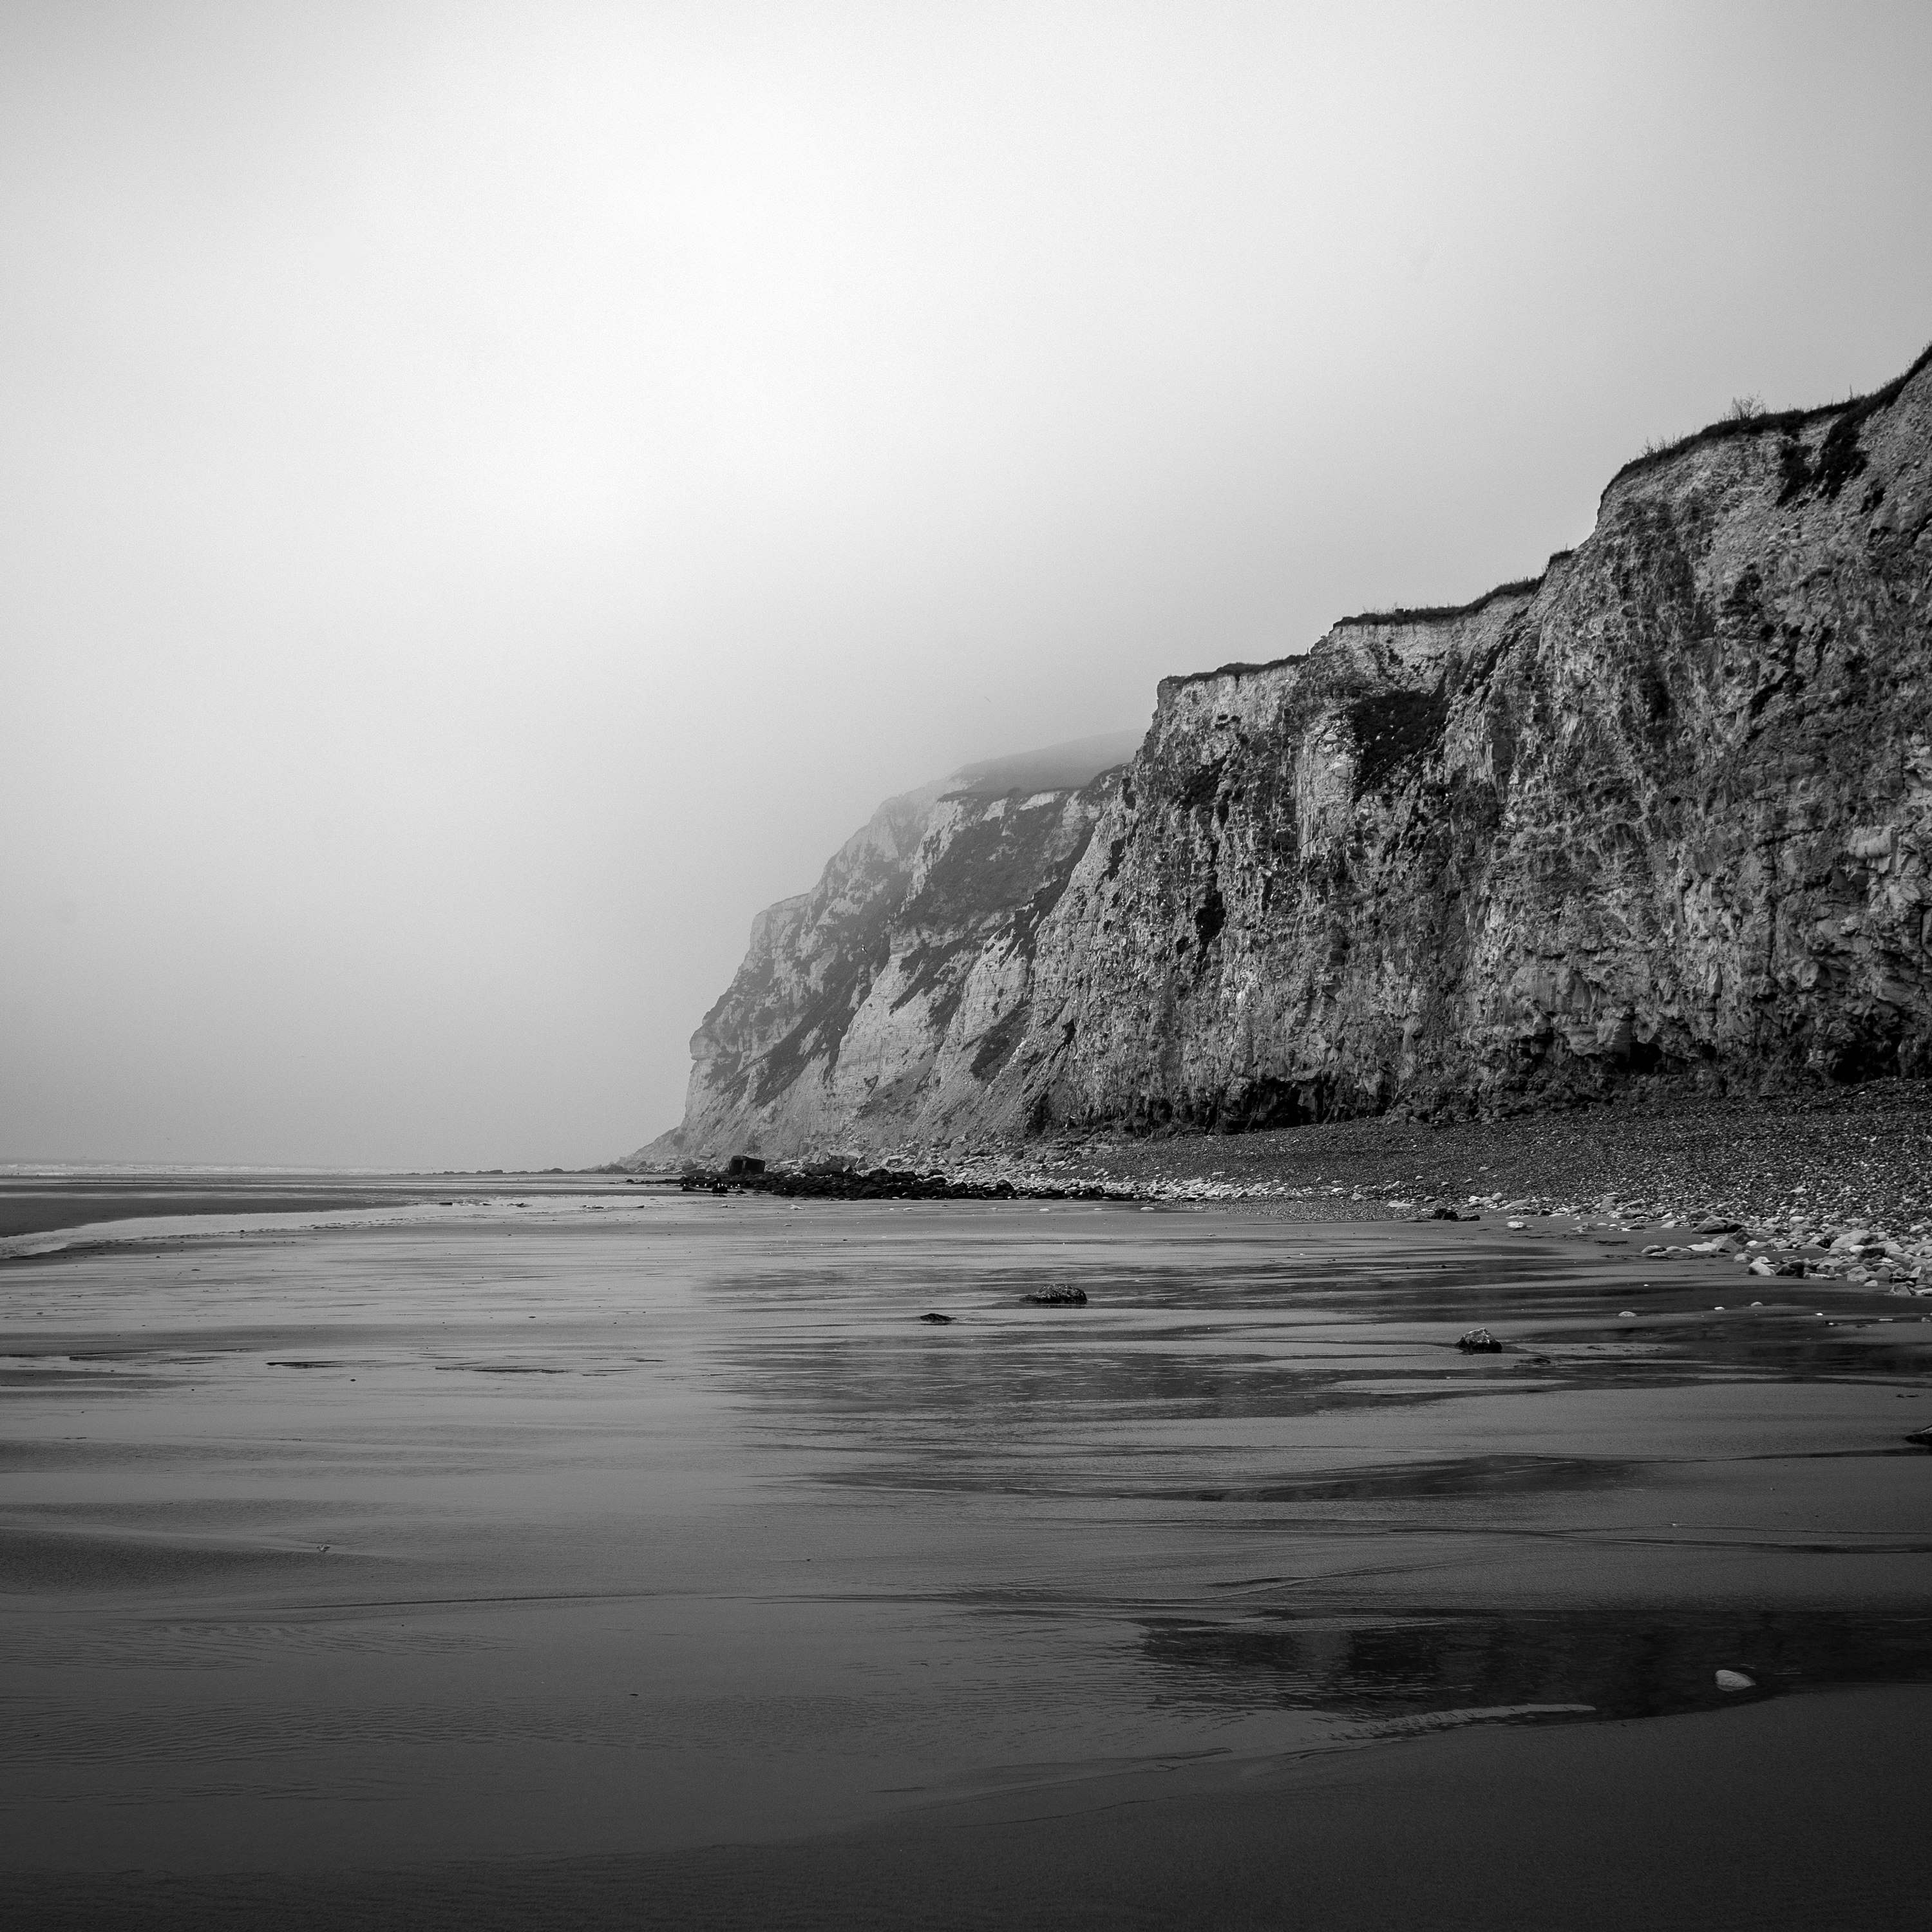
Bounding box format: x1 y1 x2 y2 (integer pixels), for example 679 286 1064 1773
5 1 1929 1167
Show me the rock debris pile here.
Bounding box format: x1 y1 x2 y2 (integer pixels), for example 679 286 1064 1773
676 1164 1122 1204
862 1082 1932 1294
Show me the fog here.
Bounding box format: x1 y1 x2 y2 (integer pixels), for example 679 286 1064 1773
4 1 1929 1168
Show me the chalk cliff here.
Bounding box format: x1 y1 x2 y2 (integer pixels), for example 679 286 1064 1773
651 346 1932 1162
637 734 1141 1163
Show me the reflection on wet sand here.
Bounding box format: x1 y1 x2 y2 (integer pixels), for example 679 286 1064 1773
1142 1602 1932 1722
1 1193 1928 1905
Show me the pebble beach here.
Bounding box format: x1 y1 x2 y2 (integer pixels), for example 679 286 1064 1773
906 1081 1932 1297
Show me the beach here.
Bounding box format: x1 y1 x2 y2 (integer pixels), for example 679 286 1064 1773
925 1079 1932 1238
3 1186 1928 1926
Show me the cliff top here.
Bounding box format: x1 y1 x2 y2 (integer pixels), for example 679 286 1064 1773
1602 338 1932 496
943 729 1144 799
1158 569 1554 694
1160 336 1932 699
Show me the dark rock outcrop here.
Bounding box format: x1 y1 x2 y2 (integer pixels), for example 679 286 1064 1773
643 346 1932 1160
674 1164 1113 1202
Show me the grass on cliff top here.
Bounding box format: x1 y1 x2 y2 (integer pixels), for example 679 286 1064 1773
1165 337 1931 692
1332 560 1569 630
1166 552 1576 688
1604 337 1932 496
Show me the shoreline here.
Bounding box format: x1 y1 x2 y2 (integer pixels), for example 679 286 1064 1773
0 1170 650 1249
961 1081 1932 1223
658 1083 1932 1298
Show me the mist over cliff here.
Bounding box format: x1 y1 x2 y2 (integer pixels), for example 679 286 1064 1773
642 347 1932 1165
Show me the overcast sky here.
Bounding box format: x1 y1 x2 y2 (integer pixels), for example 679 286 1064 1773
5 1 1929 1168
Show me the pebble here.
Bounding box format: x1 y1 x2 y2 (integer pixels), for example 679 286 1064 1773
1714 1669 1756 1692
979 1086 1932 1265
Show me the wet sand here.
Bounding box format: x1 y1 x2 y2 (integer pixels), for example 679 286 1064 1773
16 1685 1924 1929
3 1193 1928 1925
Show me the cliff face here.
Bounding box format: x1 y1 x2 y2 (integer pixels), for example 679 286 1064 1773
655 348 1932 1160
646 734 1139 1162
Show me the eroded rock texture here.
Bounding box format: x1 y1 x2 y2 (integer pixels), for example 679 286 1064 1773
646 735 1138 1161
652 350 1932 1160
